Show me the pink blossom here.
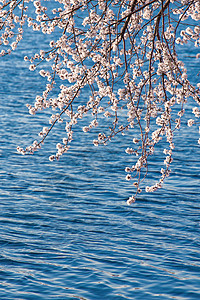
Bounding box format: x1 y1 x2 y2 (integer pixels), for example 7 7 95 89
187 119 195 127
49 155 55 161
126 174 131 181
127 196 135 205
133 138 139 144
93 140 99 146
29 64 36 71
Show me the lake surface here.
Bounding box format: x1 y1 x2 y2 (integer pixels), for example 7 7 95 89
0 13 200 300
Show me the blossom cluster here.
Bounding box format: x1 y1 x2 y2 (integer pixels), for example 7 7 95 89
1 0 200 203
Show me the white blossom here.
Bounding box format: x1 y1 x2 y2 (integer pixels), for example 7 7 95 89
1 0 197 204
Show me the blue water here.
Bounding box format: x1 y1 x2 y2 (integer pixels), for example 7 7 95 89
0 15 200 300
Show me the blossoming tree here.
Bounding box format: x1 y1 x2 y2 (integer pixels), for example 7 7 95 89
0 0 199 204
